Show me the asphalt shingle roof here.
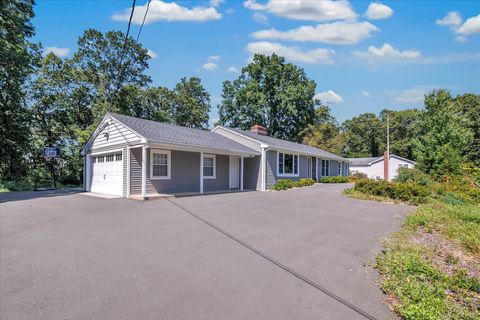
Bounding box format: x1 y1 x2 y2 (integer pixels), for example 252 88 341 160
227 127 346 161
108 113 259 155
348 156 383 166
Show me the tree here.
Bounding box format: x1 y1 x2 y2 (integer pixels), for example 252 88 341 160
379 108 422 160
0 0 38 180
303 123 344 155
71 29 151 121
173 77 210 129
413 89 473 177
454 93 480 166
342 113 383 157
218 54 316 142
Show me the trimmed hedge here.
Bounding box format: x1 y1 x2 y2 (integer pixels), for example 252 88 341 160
319 176 349 183
271 178 315 191
354 179 431 204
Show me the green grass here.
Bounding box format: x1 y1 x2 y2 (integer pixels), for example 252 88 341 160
345 179 480 319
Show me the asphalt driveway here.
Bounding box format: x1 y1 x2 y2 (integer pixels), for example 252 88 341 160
0 184 409 320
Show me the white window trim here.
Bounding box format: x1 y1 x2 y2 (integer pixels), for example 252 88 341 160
150 149 171 180
203 154 216 179
277 151 300 177
321 159 330 176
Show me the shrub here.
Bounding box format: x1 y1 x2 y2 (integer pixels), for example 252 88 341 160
354 179 431 204
395 167 432 186
319 176 349 183
271 178 315 191
349 171 367 182
0 180 32 192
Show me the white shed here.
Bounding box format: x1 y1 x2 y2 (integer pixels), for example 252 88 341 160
349 154 415 181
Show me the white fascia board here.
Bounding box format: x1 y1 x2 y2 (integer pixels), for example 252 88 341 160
148 141 258 157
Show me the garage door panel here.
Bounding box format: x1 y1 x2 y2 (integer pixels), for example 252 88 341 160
91 153 123 196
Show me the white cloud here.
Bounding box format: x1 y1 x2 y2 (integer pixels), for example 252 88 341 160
210 0 224 7
364 2 393 20
43 47 70 57
228 66 239 73
202 62 218 71
252 12 268 23
436 11 462 27
457 14 480 35
314 90 344 104
252 21 379 45
112 0 222 24
244 0 356 22
389 88 427 104
209 55 220 61
147 49 158 58
437 12 480 41
246 41 335 64
354 43 421 62
361 91 370 97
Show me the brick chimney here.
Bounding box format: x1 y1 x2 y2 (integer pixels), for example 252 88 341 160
250 124 267 135
384 150 389 181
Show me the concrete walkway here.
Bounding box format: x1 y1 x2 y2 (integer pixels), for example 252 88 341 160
0 184 408 320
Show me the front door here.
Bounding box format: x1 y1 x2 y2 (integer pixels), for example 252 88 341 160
307 157 312 178
229 156 240 189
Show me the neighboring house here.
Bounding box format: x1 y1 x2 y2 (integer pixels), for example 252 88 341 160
349 152 415 181
81 113 348 198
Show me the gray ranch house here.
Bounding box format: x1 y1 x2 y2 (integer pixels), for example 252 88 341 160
81 113 348 198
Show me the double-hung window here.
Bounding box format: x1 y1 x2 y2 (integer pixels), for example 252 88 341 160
278 152 299 176
338 162 341 175
321 159 330 176
150 150 171 179
203 154 216 179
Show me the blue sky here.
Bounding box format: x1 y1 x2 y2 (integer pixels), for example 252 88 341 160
33 0 479 125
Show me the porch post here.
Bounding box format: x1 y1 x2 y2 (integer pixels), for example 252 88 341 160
200 152 204 194
240 156 244 191
316 157 319 181
260 147 266 191
141 145 147 198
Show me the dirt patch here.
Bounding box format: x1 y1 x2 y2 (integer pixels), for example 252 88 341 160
412 229 480 279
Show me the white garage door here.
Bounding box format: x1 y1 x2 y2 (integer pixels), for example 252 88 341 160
91 152 124 196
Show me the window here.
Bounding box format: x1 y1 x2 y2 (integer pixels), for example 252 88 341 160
105 155 114 162
398 164 408 169
92 157 96 163
115 153 122 161
150 150 171 179
338 162 341 175
97 156 104 163
278 152 299 176
321 160 330 176
203 154 216 179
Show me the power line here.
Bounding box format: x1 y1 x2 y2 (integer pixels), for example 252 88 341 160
136 0 152 42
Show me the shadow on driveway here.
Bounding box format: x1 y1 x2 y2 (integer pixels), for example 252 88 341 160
0 189 82 203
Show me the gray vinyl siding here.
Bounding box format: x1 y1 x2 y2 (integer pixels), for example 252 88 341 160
214 127 262 152
122 147 127 197
91 117 141 150
298 155 308 178
130 148 142 195
147 150 200 194
243 156 261 190
203 155 229 192
265 150 277 188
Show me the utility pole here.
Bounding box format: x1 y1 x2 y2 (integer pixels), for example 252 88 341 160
386 115 390 181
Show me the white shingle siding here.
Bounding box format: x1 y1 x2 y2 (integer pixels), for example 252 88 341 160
90 117 141 151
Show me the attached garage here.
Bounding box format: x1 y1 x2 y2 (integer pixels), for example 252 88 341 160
90 152 124 196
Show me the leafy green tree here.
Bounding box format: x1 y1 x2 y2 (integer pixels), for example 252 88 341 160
0 0 38 180
71 29 151 121
380 108 422 160
173 77 210 129
413 89 473 177
218 54 316 141
454 93 480 166
303 122 344 155
342 113 383 157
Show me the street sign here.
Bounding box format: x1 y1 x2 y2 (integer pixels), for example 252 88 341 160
43 147 60 159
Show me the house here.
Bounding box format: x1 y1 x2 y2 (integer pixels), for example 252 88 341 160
349 152 415 181
81 113 348 198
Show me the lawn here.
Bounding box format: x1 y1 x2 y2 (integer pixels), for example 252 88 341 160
345 174 480 320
